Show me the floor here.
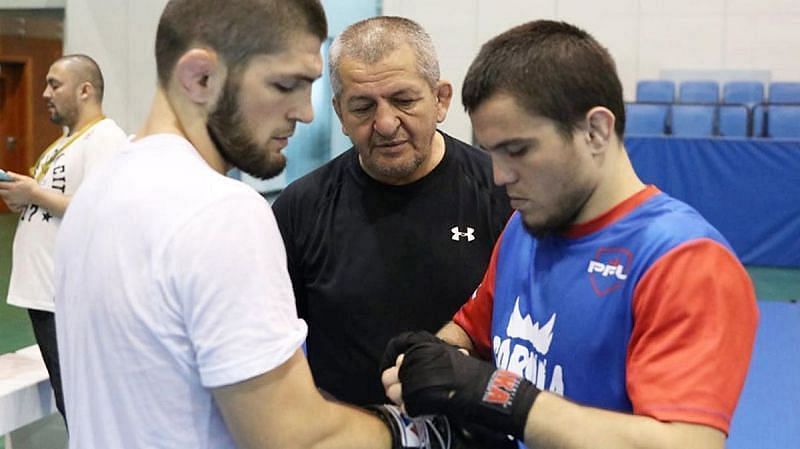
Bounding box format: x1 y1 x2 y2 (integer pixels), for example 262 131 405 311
0 212 797 448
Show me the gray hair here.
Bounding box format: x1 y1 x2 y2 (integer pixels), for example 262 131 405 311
329 16 440 98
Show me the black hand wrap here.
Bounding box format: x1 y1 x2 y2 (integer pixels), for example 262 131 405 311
380 330 444 373
399 341 540 440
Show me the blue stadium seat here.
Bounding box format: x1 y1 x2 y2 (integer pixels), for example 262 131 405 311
766 105 800 138
671 105 715 137
625 103 669 135
768 82 800 104
752 104 766 137
679 80 719 104
636 80 675 103
723 81 765 107
718 105 749 137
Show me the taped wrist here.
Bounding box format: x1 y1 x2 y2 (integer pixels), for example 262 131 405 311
471 368 539 439
365 404 452 449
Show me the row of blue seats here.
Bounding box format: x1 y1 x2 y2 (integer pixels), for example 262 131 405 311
637 80 800 105
626 103 800 138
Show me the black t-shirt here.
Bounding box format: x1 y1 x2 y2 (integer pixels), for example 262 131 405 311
272 131 511 405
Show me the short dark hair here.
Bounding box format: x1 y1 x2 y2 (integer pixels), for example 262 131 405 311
59 54 105 102
155 0 327 86
462 20 625 139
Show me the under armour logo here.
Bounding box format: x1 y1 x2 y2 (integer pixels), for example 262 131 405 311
451 226 475 242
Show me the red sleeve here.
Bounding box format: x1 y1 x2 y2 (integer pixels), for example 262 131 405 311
627 238 759 434
452 232 504 361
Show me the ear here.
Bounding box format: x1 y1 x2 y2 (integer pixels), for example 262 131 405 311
332 96 348 136
585 106 615 153
434 80 453 123
174 48 225 105
77 81 93 102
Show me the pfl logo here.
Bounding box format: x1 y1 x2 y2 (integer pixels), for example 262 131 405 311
451 226 475 242
587 247 633 296
587 260 628 280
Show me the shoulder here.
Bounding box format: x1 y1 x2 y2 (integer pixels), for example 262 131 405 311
440 131 497 186
273 149 353 210
442 131 491 166
634 192 731 251
88 118 128 142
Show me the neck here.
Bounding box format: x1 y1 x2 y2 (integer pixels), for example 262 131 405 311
137 87 229 174
67 106 104 136
575 142 645 224
426 130 446 174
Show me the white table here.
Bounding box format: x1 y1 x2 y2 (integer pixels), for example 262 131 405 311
0 345 57 444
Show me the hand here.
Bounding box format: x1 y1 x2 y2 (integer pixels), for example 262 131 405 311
380 331 444 373
0 192 26 213
382 353 404 408
381 331 445 408
398 341 540 440
0 171 38 209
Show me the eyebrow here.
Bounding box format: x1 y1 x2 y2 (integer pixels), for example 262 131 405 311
296 74 320 84
346 96 373 106
346 87 421 105
482 137 534 152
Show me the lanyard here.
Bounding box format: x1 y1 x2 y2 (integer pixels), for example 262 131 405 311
31 116 105 182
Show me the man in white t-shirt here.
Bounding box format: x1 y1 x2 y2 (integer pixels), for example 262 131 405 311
53 1 448 448
0 54 127 422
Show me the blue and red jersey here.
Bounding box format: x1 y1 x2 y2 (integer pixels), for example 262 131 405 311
454 186 758 435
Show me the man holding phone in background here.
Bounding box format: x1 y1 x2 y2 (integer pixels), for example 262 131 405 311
0 54 127 423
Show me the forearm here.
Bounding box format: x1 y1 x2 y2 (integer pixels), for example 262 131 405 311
523 392 725 449
29 187 70 217
393 336 725 449
283 400 391 449
436 321 475 353
215 350 391 449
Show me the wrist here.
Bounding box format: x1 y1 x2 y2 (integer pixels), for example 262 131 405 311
470 369 539 440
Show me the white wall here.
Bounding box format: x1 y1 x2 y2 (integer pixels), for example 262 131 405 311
48 0 800 139
383 0 800 142
64 0 167 134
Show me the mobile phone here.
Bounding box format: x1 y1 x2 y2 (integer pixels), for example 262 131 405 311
0 169 13 182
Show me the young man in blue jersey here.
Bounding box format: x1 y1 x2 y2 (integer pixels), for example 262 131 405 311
382 20 758 449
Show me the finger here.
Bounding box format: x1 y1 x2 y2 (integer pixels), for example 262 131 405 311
385 382 403 406
381 365 400 389
395 353 404 367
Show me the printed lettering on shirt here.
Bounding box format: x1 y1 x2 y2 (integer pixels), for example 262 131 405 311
587 247 633 297
494 298 564 395
52 164 67 193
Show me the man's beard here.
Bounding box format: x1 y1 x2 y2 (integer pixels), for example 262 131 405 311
359 149 425 182
49 102 77 130
522 183 594 239
207 81 286 180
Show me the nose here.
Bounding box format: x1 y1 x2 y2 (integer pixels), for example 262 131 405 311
288 87 315 124
491 155 517 186
42 85 51 99
372 102 400 137
293 101 314 124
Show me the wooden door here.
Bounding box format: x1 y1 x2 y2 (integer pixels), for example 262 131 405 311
0 60 31 213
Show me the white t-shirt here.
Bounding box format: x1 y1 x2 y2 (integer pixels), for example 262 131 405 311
7 118 128 312
55 134 306 449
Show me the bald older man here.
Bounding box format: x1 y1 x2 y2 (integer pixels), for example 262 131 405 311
0 54 127 422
